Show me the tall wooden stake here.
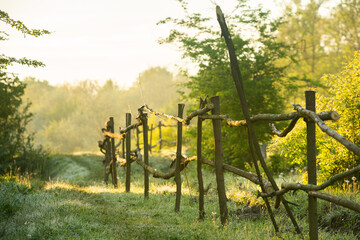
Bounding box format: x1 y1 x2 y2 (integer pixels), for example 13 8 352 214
150 124 153 154
125 113 132 192
136 125 140 150
306 90 318 240
211 96 228 225
109 117 117 188
140 111 150 199
197 98 206 220
216 6 301 234
104 136 111 185
159 121 162 151
122 137 125 158
175 103 185 212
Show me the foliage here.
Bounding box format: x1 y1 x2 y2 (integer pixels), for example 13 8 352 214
0 9 50 174
268 51 360 182
316 51 360 181
276 0 360 103
0 73 47 173
22 67 180 153
158 0 289 169
326 0 360 56
0 10 50 70
267 120 307 174
276 0 327 83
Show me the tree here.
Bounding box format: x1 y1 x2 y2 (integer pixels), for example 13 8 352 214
329 0 360 52
158 0 289 169
0 10 49 173
22 67 179 153
276 0 328 104
323 0 360 74
276 0 360 104
317 50 360 180
268 51 360 181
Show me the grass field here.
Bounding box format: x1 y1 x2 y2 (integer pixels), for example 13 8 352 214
0 152 359 239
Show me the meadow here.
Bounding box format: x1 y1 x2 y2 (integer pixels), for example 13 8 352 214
0 152 359 239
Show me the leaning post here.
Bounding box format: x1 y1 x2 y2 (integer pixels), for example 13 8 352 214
210 96 228 225
216 6 301 234
306 90 318 240
175 103 185 212
125 113 132 192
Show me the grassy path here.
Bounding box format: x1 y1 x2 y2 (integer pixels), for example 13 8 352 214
0 153 359 239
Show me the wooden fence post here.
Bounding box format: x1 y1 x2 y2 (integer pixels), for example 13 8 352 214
104 136 111 185
150 124 153 154
122 136 125 159
141 111 150 199
197 98 205 220
109 117 118 188
136 125 140 150
125 113 132 193
306 90 318 240
175 103 185 212
159 121 162 151
210 96 228 225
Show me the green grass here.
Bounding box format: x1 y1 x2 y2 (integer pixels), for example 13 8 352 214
0 152 359 239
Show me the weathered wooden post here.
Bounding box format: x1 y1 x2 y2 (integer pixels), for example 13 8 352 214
306 90 318 240
159 121 162 151
125 113 132 192
109 117 118 188
210 96 228 225
136 125 140 150
175 103 185 212
103 119 112 185
122 136 125 159
140 110 150 199
104 136 111 185
197 98 205 220
150 123 153 153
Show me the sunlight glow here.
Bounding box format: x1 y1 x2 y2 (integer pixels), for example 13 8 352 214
0 0 280 87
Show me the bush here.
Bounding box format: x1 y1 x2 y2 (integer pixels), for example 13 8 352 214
268 51 360 182
0 74 48 175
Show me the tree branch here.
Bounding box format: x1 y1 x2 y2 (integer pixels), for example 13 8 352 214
270 117 300 137
308 191 360 213
282 164 360 191
200 110 340 128
142 104 214 125
102 130 125 140
292 104 360 157
183 103 214 125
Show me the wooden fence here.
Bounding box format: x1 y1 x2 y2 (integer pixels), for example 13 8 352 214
122 120 176 155
97 6 360 240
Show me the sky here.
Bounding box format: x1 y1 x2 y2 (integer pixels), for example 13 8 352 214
0 0 281 88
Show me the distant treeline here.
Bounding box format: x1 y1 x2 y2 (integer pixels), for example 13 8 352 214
22 67 181 153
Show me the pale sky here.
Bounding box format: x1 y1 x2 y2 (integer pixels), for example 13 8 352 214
0 0 281 88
